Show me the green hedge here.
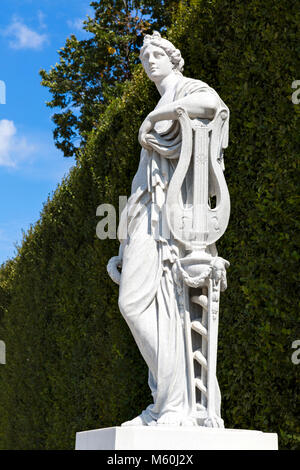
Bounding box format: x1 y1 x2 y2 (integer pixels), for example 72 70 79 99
0 0 299 449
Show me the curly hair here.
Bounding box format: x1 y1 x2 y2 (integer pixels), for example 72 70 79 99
139 31 184 74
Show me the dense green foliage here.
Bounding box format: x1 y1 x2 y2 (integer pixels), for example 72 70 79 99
0 0 299 449
40 0 177 157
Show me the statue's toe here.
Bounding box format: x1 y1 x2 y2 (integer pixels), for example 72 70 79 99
156 413 182 426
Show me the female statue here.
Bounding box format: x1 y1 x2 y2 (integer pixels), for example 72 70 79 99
107 31 230 427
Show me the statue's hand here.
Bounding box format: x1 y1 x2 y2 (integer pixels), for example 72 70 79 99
138 115 154 150
107 256 122 285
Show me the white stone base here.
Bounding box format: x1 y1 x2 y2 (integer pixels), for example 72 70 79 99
75 426 278 450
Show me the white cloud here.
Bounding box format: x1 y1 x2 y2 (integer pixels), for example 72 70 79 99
3 17 48 50
67 17 85 31
0 122 74 181
37 10 47 30
67 7 93 34
0 119 35 167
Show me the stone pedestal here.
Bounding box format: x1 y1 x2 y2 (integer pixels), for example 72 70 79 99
75 426 278 450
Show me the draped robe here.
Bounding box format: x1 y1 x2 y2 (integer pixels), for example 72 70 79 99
117 76 227 425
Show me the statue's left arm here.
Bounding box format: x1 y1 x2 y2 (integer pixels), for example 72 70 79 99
139 91 219 149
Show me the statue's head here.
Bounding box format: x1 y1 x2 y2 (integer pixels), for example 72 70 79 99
139 31 184 83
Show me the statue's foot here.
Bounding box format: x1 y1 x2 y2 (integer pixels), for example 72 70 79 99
156 413 182 426
181 417 198 427
204 415 224 428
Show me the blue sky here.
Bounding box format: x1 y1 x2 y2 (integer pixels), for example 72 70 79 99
0 0 93 264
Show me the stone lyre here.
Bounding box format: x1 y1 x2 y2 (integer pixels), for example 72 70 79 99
167 105 230 427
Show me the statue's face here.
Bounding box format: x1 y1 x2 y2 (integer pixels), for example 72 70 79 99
141 44 173 83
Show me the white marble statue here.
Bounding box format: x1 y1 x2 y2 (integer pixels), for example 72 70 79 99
107 31 230 427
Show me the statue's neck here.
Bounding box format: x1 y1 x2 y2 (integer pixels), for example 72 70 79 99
156 72 181 97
